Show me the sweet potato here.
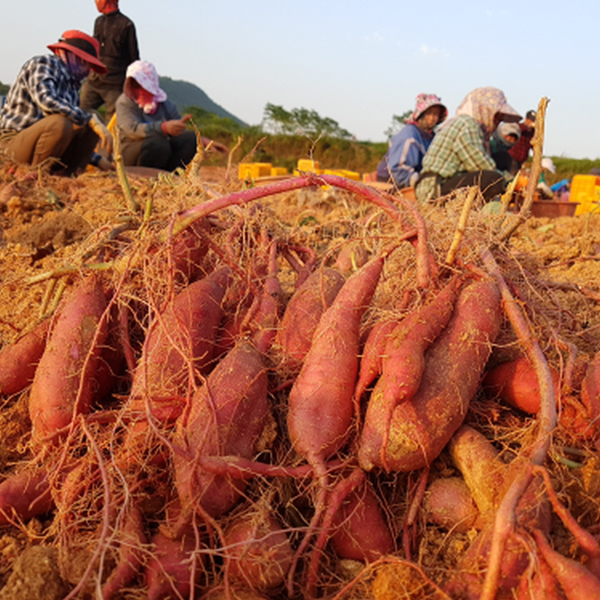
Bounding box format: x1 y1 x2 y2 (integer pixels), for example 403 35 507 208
359 276 461 471
172 339 270 526
169 217 211 283
287 254 384 469
423 477 480 533
145 529 201 600
129 265 231 422
581 350 600 426
0 469 54 526
29 275 109 445
483 355 560 414
330 478 394 562
533 529 600 600
101 505 147 600
380 280 502 472
0 318 50 396
223 506 293 592
277 266 345 372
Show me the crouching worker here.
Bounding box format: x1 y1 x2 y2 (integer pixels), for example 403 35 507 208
0 30 113 176
115 60 227 172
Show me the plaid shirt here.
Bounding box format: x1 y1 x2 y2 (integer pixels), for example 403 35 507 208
416 115 496 201
0 54 90 133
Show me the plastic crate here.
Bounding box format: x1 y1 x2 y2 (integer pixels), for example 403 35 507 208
322 169 360 181
270 167 288 177
238 163 273 180
296 159 321 173
569 174 600 215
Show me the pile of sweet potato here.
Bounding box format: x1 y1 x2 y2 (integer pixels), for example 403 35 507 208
0 172 599 600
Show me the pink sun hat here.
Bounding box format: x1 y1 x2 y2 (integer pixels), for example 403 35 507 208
125 60 167 102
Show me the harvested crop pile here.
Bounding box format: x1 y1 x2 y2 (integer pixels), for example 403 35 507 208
1 146 600 600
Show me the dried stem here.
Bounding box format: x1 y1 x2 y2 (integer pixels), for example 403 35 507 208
445 186 478 266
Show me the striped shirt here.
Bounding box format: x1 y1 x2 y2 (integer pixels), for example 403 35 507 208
0 55 91 133
416 115 497 202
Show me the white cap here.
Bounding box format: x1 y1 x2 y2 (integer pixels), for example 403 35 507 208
541 157 556 174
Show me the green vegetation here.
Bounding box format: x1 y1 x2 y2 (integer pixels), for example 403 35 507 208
546 157 600 185
0 81 9 96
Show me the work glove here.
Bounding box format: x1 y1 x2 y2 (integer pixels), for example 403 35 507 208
89 114 114 155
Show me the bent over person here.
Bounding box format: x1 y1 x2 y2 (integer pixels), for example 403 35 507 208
0 30 113 176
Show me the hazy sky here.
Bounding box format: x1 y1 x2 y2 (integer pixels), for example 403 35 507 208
1 1 598 159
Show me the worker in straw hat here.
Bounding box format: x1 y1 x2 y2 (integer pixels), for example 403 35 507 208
0 30 113 176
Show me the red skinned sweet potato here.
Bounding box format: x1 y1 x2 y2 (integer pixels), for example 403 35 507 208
533 529 600 600
359 276 461 471
581 351 600 426
287 255 384 470
330 478 394 562
129 265 231 422
423 477 480 533
223 506 293 592
483 355 561 414
277 266 345 372
172 339 270 527
145 529 201 600
29 275 109 445
379 280 502 472
168 217 212 283
101 505 147 600
0 318 51 396
0 469 54 526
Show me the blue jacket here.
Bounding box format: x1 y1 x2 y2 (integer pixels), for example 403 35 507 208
376 123 434 188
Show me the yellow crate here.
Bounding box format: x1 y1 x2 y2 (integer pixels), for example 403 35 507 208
322 169 360 181
297 159 320 172
570 174 600 215
238 163 273 180
270 167 288 177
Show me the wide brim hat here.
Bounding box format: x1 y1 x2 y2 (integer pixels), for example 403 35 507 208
48 30 107 74
125 60 168 102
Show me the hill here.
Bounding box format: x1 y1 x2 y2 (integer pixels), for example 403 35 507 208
158 76 247 127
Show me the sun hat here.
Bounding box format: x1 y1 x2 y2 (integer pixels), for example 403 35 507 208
541 157 556 174
412 93 448 124
497 122 521 141
125 60 167 102
47 30 107 74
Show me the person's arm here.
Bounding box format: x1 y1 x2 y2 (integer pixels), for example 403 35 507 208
126 21 140 63
388 136 423 188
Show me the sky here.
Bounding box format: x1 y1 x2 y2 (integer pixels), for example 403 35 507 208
1 0 598 160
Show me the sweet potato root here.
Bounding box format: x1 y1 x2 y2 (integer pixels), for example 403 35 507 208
380 280 502 472
0 318 51 396
483 355 561 414
277 266 345 372
129 265 231 422
29 275 109 445
359 276 461 471
172 339 270 524
581 350 600 426
0 469 54 526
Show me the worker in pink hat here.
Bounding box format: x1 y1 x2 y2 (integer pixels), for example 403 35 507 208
0 30 113 176
376 93 448 188
80 0 140 120
115 60 227 171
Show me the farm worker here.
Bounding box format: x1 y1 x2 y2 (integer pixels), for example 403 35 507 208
0 30 113 177
80 0 140 121
537 157 556 199
376 93 448 188
115 60 227 171
490 121 521 171
508 109 536 175
415 87 522 203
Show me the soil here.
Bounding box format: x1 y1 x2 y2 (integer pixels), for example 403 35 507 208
0 156 600 599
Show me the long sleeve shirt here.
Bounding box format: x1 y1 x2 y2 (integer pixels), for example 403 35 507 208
115 93 181 143
88 10 139 87
0 55 90 132
376 123 434 188
416 115 497 202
